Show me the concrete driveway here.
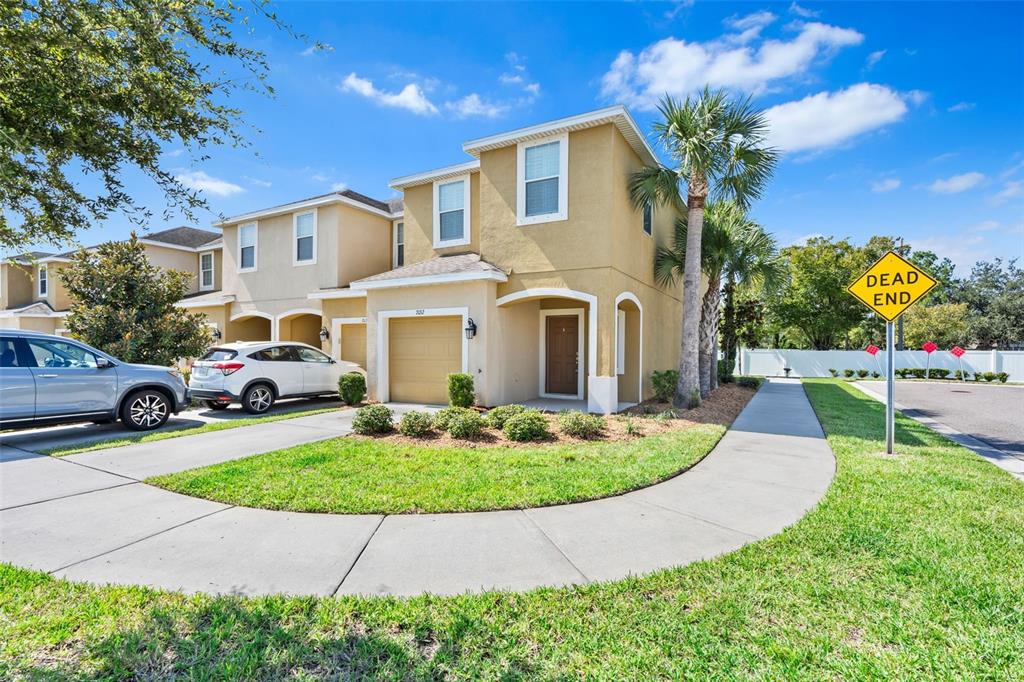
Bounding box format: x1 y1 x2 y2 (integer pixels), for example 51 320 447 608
0 380 835 598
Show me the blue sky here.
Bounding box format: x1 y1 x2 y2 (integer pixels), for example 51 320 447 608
32 1 1024 274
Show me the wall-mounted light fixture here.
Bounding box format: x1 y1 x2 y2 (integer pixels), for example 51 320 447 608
319 326 330 342
211 327 223 340
464 317 477 340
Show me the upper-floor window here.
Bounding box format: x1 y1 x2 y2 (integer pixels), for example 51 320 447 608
293 210 317 265
238 222 257 272
37 265 48 297
433 175 471 247
199 252 215 291
393 221 405 267
517 133 568 226
642 202 652 236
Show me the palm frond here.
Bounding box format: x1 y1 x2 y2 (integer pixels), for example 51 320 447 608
627 165 684 212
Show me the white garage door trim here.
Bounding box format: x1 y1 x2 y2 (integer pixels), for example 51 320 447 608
377 306 469 404
331 316 367 362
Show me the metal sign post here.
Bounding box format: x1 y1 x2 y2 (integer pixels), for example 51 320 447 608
885 322 895 454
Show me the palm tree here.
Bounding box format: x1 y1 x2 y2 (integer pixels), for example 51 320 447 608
655 201 785 397
630 88 777 407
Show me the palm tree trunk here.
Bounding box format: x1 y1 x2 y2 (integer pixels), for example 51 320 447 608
675 179 707 409
698 278 721 398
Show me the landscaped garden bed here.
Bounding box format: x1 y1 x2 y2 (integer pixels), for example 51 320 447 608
147 384 757 514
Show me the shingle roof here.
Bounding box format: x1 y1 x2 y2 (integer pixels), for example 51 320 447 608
386 197 404 213
353 253 505 284
7 251 53 263
143 226 221 249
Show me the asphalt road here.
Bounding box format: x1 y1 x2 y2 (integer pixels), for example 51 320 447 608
862 381 1024 456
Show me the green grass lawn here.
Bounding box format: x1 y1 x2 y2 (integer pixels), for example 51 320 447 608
147 425 726 513
2 379 1021 679
41 406 341 457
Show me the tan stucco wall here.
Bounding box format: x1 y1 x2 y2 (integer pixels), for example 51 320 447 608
142 244 203 293
400 172 481 264
322 297 367 320
227 315 272 342
337 204 392 285
38 261 72 311
617 300 641 403
279 313 322 347
1 263 35 310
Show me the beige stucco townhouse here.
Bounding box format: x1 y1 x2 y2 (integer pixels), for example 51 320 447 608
1 227 223 336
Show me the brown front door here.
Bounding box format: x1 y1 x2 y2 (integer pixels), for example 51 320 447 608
546 315 579 395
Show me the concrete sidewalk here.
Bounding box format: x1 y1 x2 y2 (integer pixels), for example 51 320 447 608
0 380 835 597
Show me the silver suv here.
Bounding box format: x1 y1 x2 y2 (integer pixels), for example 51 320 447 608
0 330 189 431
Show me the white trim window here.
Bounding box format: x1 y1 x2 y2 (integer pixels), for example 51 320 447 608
238 222 258 272
642 202 653 236
432 174 470 247
293 210 317 266
199 251 215 291
393 221 405 267
517 132 568 226
37 265 48 297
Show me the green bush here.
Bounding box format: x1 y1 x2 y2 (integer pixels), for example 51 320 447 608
434 406 476 432
983 371 997 382
843 369 855 378
557 411 604 439
953 370 966 380
352 404 392 435
398 411 433 437
997 372 1009 383
717 359 733 382
928 368 950 379
719 373 735 384
737 376 763 389
625 418 642 436
856 369 870 378
973 372 983 382
895 368 910 379
651 369 679 402
447 373 475 408
485 404 526 429
909 368 927 379
871 371 880 378
448 410 485 439
503 409 549 442
828 368 838 377
338 372 366 405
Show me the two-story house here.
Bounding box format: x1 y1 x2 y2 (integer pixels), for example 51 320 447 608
0 227 223 336
349 105 682 412
181 190 402 358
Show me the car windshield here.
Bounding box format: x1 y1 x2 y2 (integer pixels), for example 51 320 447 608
199 348 238 361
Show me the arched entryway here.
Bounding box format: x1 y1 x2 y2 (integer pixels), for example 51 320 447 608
227 312 272 342
615 292 643 405
277 309 324 349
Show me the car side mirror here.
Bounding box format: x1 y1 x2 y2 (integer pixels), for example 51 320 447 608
96 357 113 369
329 358 337 364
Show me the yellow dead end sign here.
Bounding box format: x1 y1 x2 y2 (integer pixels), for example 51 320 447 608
847 250 938 322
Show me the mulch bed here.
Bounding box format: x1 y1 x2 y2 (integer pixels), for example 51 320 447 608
354 383 757 449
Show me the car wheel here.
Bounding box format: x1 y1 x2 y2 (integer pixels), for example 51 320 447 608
121 390 171 431
204 400 230 411
242 383 275 414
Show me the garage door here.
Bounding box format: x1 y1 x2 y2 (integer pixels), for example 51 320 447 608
389 316 461 404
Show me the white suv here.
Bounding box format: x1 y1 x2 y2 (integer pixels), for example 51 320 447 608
188 342 359 414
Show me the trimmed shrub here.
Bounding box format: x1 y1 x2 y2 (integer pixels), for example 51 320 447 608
448 410 485 439
504 409 549 442
909 368 927 379
928 368 950 379
651 369 679 402
737 376 763 389
485 404 526 429
557 411 604 439
843 369 855 378
828 368 839 377
856 369 870 378
398 411 433 437
338 372 366 405
719 373 735 384
997 372 1009 383
352 404 393 435
434 406 476 432
983 371 997 382
717 359 733 382
871 371 880 378
447 373 475 408
895 368 910 379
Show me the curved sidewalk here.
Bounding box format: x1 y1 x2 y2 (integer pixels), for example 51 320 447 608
0 379 835 597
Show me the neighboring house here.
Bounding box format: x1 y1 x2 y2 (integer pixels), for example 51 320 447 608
182 190 402 356
0 227 222 336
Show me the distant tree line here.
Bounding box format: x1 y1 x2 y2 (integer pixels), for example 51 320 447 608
734 235 1023 351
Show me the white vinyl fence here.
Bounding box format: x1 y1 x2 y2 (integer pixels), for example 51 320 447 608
737 348 1024 382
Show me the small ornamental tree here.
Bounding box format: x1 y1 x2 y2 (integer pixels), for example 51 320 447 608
60 234 211 365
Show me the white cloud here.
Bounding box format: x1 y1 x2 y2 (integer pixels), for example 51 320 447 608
948 101 975 112
665 0 696 21
871 177 900 193
310 172 328 183
165 148 185 158
865 49 886 69
723 11 777 43
331 182 348 192
175 171 243 197
788 232 824 246
764 83 908 152
904 89 929 106
339 73 438 115
601 21 863 109
927 172 985 194
908 233 989 272
445 94 506 119
969 220 1001 232
989 180 1022 205
499 73 523 85
500 52 541 101
243 176 272 188
789 2 820 18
